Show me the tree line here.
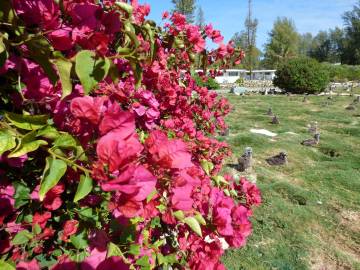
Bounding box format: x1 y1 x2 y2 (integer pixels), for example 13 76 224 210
172 0 360 70
236 1 360 70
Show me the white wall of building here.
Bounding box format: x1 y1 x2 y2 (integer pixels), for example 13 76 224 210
215 69 276 84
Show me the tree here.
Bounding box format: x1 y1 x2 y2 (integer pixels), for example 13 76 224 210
245 0 258 77
232 0 260 74
342 1 360 65
309 31 331 62
298 32 313 57
196 6 205 28
172 0 196 23
308 28 344 63
232 31 261 70
263 17 300 68
328 27 345 63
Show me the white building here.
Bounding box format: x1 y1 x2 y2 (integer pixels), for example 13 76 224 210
214 69 276 84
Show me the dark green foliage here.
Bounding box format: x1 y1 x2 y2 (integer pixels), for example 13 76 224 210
273 58 330 94
193 74 220 90
342 1 360 65
322 63 360 82
308 28 344 64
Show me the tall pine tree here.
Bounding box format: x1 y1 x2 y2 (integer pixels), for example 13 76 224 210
172 0 196 23
232 0 260 73
263 17 300 68
196 6 205 28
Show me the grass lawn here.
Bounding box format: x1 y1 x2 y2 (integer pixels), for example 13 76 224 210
220 94 360 270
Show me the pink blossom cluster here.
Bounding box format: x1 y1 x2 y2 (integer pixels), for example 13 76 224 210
0 0 260 269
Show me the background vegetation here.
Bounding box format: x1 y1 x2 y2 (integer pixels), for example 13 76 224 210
273 58 330 94
193 74 221 90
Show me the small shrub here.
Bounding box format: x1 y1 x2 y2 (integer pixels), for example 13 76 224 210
274 58 330 94
235 77 245 86
194 74 220 89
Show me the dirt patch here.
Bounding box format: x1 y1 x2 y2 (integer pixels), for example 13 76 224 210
341 210 360 233
310 246 355 270
310 219 360 270
310 250 338 270
288 115 306 121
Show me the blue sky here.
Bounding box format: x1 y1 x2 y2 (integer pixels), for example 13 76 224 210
138 0 357 50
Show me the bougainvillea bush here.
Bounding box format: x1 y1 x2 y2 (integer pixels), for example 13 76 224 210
0 0 261 269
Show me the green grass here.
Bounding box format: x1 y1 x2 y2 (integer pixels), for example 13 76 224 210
220 94 360 270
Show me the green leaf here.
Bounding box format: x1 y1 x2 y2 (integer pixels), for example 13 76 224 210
52 133 86 161
74 174 93 202
194 212 206 226
54 57 73 99
39 157 67 201
31 54 58 85
8 139 47 158
107 242 124 258
173 210 185 221
34 254 57 269
136 256 151 270
0 50 8 68
0 260 15 270
151 239 165 249
157 253 178 265
115 2 133 15
156 204 166 213
150 216 161 228
146 189 157 203
5 112 48 130
12 130 36 151
142 229 150 245
13 182 30 209
26 36 57 85
0 129 16 155
230 189 238 197
75 51 110 94
33 223 42 235
69 250 89 263
70 230 88 250
130 61 142 89
128 244 140 256
23 214 33 223
0 33 7 54
11 230 33 245
0 1 17 24
77 207 98 224
174 37 185 49
52 249 62 257
143 23 155 60
124 31 140 49
53 133 77 150
131 216 145 224
212 175 229 186
184 217 202 237
200 159 214 176
37 126 60 140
